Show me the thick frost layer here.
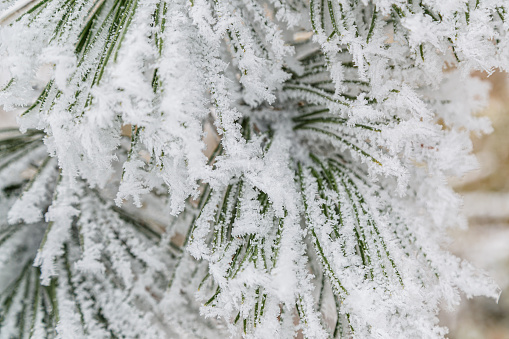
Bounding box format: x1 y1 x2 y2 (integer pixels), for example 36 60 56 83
0 0 507 338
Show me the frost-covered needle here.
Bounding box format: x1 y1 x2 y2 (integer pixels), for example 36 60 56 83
0 0 41 25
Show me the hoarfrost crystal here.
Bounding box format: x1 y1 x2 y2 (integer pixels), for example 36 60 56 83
0 0 507 337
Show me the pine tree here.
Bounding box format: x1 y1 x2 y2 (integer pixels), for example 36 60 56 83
0 0 507 337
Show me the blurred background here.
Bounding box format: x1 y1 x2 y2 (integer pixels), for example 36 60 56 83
441 71 509 339
1 72 508 338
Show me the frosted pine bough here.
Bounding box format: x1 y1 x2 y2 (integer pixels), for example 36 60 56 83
0 0 507 337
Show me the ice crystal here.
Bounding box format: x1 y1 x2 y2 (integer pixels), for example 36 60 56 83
0 0 507 337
